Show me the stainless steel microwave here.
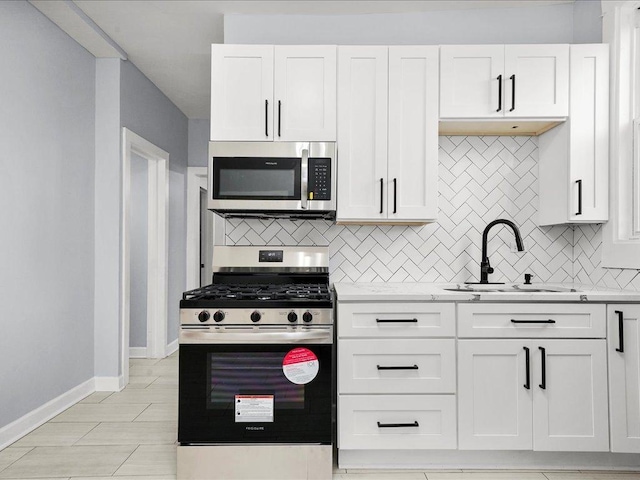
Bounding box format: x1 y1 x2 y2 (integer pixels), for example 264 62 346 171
208 142 336 219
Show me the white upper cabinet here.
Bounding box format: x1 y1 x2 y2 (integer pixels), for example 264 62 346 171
337 46 389 221
608 305 640 453
387 46 439 221
338 46 438 223
440 44 569 119
211 45 274 141
211 44 336 142
538 44 609 225
274 45 336 141
504 45 569 117
440 45 504 118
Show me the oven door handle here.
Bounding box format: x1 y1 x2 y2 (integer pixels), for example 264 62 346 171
179 328 333 344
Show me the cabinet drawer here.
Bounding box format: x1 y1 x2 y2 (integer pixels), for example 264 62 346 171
338 394 457 450
458 304 606 338
339 339 456 394
338 302 455 338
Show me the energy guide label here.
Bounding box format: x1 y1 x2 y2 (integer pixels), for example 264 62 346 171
234 395 274 423
282 348 319 385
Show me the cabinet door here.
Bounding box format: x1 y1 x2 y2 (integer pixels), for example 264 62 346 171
568 44 609 223
274 46 336 142
337 47 388 221
458 340 533 450
608 305 640 453
504 45 569 118
533 339 609 452
439 45 504 118
210 45 274 141
387 46 438 222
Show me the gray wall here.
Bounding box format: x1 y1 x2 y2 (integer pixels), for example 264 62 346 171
188 118 210 167
120 60 189 346
224 2 601 45
129 153 148 348
0 1 95 428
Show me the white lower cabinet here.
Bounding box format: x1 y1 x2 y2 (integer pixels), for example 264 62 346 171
458 339 609 452
458 340 533 450
608 305 640 453
339 395 457 450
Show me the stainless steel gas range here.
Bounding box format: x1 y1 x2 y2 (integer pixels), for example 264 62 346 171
177 246 334 480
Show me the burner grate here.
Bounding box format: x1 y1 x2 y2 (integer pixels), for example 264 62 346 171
182 283 331 302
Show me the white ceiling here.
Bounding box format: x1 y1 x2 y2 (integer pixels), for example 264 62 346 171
34 1 575 119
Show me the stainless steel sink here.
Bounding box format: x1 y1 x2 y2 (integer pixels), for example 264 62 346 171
443 285 580 293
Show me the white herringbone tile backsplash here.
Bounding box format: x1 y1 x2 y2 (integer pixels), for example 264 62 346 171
574 225 640 291
225 136 575 284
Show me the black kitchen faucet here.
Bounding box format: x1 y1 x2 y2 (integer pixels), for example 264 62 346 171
468 219 525 284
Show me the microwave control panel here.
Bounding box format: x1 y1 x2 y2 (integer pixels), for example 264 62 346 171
308 158 331 200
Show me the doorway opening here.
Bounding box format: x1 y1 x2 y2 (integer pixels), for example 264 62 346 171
187 167 223 291
121 128 169 386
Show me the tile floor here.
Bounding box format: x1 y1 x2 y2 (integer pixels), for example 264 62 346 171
0 352 639 480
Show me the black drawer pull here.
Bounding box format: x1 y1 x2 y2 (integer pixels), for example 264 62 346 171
377 365 418 371
376 318 418 323
510 74 516 111
511 319 556 324
523 346 530 390
377 421 419 428
265 99 269 137
575 179 583 216
615 310 624 353
497 74 503 112
539 346 546 390
379 178 384 214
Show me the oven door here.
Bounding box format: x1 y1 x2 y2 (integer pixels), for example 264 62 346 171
178 335 332 445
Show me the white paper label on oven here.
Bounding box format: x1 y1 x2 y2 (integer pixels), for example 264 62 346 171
234 395 274 423
282 348 319 385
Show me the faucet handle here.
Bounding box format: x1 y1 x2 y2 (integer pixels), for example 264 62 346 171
524 273 533 285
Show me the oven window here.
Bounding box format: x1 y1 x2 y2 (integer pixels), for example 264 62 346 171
207 352 304 410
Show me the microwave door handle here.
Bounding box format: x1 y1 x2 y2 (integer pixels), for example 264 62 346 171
301 149 309 209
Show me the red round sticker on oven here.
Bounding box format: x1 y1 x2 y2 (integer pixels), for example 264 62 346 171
282 348 319 385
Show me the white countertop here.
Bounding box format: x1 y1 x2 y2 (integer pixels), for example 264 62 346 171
333 282 640 302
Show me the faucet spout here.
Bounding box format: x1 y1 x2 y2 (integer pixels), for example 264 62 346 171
477 219 525 284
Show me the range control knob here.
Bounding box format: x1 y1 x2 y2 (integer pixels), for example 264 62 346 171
250 311 262 323
302 311 313 323
287 311 298 323
198 310 210 323
213 310 225 323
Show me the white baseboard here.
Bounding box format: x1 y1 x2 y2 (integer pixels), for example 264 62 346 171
95 376 124 392
0 378 94 450
166 338 178 356
129 347 147 358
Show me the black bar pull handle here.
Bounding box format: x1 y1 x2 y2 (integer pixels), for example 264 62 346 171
511 319 556 324
615 310 624 353
377 365 418 371
497 74 503 112
277 100 282 137
393 178 397 214
376 318 418 323
379 178 384 214
523 346 530 390
509 74 516 111
377 421 419 428
575 179 583 216
539 346 546 390
265 100 269 137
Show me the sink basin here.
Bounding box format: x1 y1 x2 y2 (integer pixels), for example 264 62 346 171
443 285 580 293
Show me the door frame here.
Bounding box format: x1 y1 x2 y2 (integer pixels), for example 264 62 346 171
186 166 224 290
121 128 169 385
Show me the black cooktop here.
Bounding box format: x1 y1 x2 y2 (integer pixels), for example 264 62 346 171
180 282 332 309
